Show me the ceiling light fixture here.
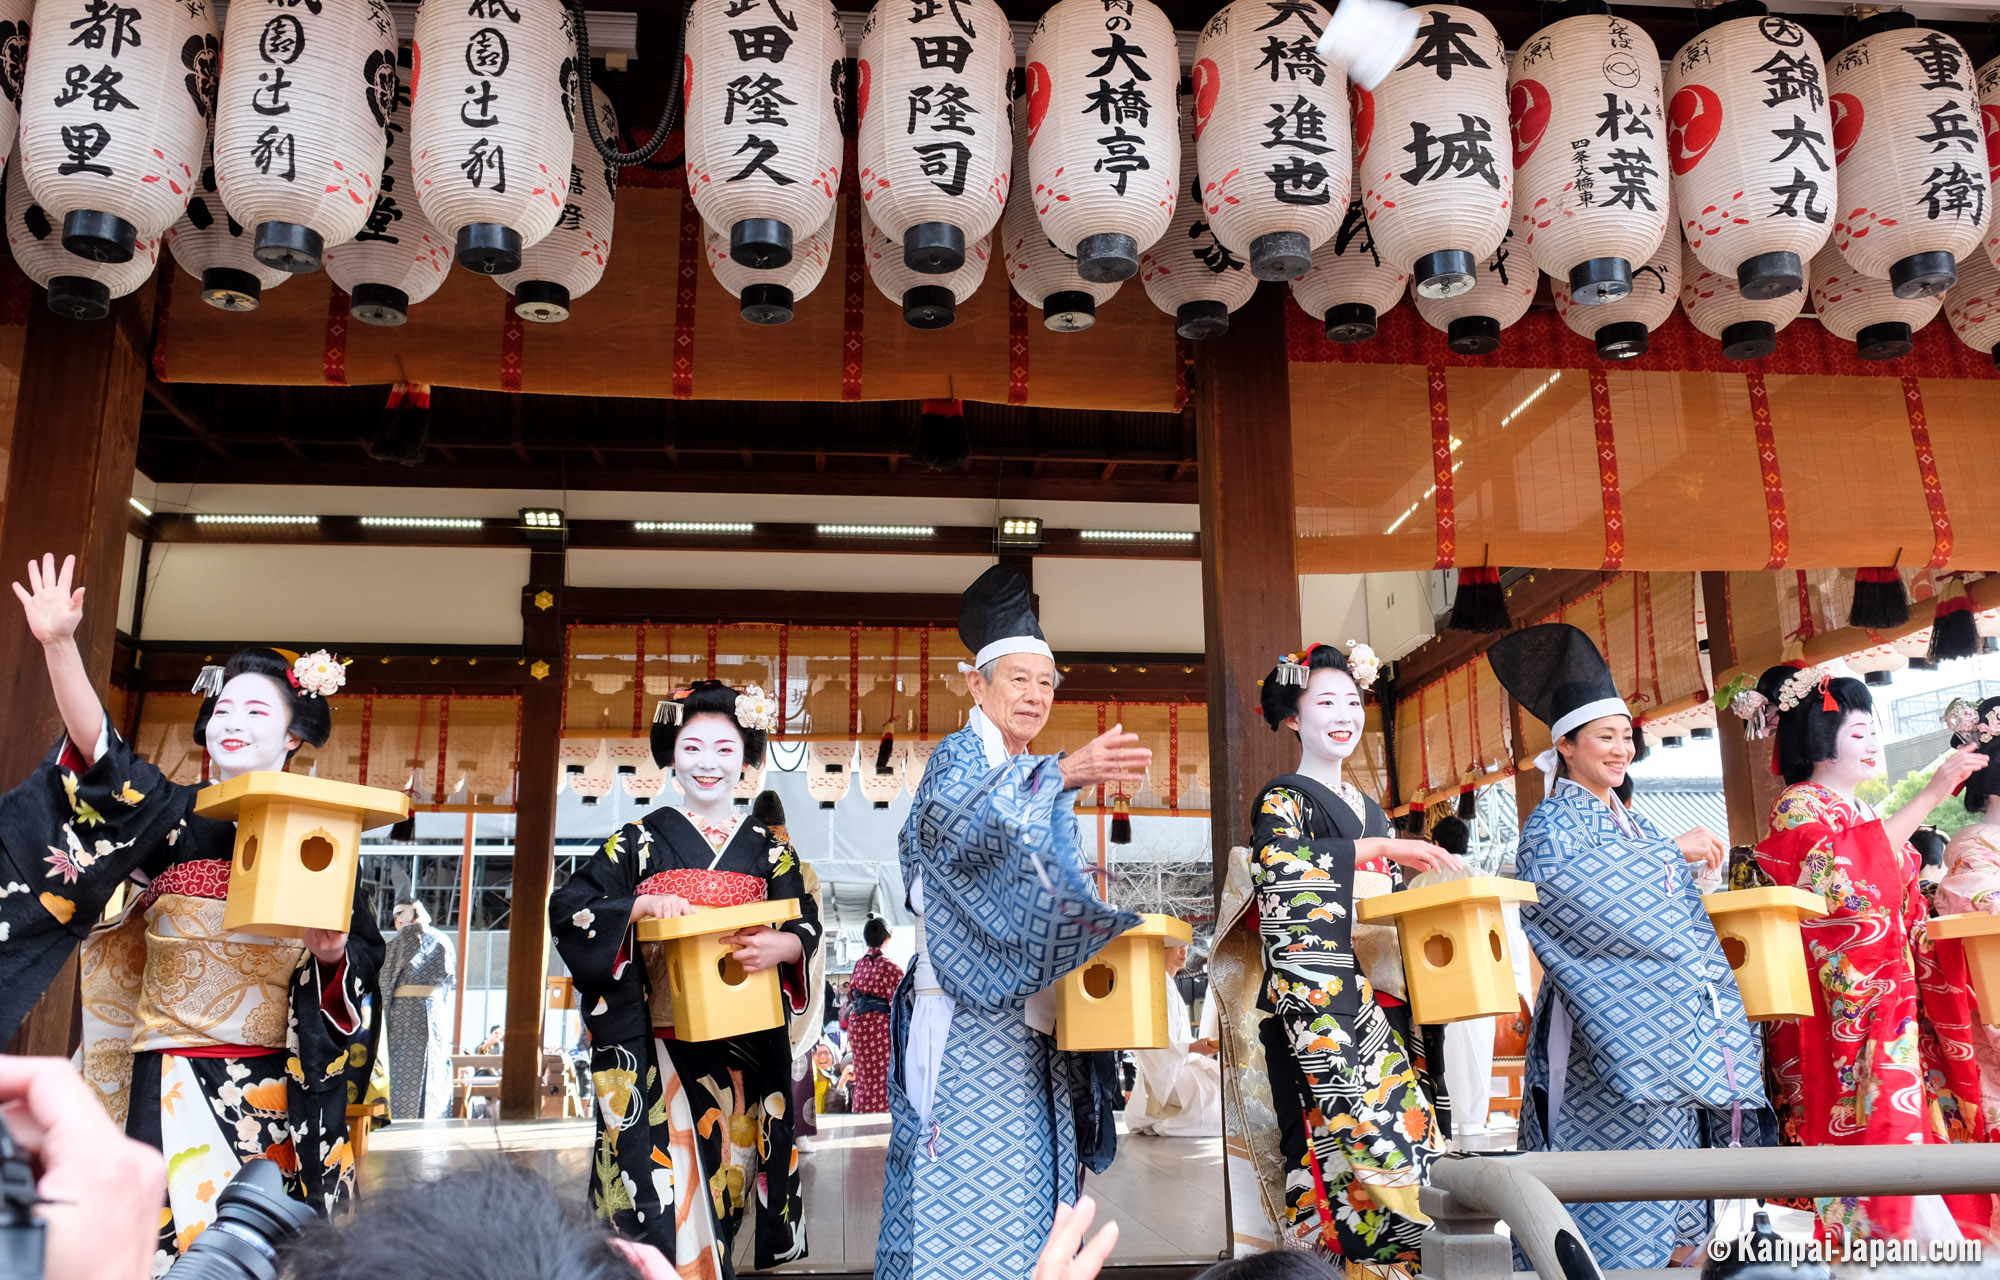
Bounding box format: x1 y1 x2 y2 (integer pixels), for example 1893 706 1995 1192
520 508 566 539
128 497 153 517
1075 529 1198 542
997 516 1044 548
816 524 935 537
193 513 319 525
634 521 756 533
360 516 486 529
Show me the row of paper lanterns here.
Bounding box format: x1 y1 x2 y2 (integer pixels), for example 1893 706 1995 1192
9 0 2000 365
0 0 615 325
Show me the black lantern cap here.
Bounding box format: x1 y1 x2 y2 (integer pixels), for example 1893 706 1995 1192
1076 233 1139 284
739 283 795 325
732 218 793 270
902 285 955 329
1176 299 1231 340
1720 319 1777 360
904 222 965 274
1447 315 1501 355
457 223 523 275
1325 303 1378 344
60 209 135 264
1249 230 1312 282
513 280 572 323
350 283 411 327
46 275 110 320
254 221 324 274
1042 290 1096 332
199 267 263 312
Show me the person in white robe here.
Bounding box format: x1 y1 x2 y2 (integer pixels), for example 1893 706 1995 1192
1125 943 1221 1138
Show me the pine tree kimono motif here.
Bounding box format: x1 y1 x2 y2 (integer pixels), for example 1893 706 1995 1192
47 727 383 1266
1246 775 1446 1265
380 922 456 1119
1757 784 1993 1242
1517 780 1774 1270
877 722 1135 1280
549 804 820 1277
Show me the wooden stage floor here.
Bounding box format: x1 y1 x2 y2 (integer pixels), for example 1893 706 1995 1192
364 1112 1229 1273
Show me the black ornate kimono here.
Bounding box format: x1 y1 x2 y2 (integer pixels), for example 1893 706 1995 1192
549 801 820 1276
0 721 381 1265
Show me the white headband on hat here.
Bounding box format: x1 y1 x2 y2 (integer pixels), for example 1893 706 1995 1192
958 635 1055 674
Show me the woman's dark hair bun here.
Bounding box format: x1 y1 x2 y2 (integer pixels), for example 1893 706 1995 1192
650 679 770 771
1258 645 1357 731
1754 664 1873 786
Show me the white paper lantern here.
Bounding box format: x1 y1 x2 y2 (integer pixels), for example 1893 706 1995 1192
1825 17 1985 299
1977 54 2000 271
324 54 453 327
1002 77 1118 331
410 0 575 275
1507 7 1667 304
1023 0 1180 282
1680 242 1804 359
855 0 1009 274
1191 0 1348 281
1946 241 2000 367
18 0 217 262
494 82 616 321
1410 224 1532 353
166 135 287 311
1808 241 1940 360
1666 5 1836 300
211 0 395 273
5 145 156 318
0 3 33 180
706 209 834 324
1552 191 1680 359
1140 103 1255 339
861 203 989 327
1290 202 1405 341
1360 5 1510 299
682 0 843 270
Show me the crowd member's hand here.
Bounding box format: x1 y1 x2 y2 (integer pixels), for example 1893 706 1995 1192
631 894 697 921
722 925 803 973
0 1055 164 1280
303 928 348 966
1928 741 1990 803
1355 837 1462 875
1190 1037 1220 1058
1673 827 1726 873
1032 1196 1119 1280
1058 726 1152 792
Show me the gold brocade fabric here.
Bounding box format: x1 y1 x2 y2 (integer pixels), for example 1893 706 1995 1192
1211 845 1300 1254
79 893 302 1126
1349 869 1406 1004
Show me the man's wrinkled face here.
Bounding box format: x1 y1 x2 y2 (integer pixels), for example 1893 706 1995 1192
969 652 1058 749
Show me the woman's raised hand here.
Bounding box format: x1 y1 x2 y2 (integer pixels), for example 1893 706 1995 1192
1673 827 1726 873
11 554 84 647
631 894 697 921
1356 837 1463 874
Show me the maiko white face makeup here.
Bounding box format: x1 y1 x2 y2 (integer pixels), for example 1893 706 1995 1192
205 672 301 779
1826 709 1884 789
1288 666 1364 768
675 712 746 811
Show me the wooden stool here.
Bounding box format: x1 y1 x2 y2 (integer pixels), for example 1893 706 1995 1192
1358 877 1539 1024
1702 886 1827 1021
1055 915 1194 1052
193 773 408 935
636 900 801 1042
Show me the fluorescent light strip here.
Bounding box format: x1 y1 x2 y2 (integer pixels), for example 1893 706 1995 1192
1076 529 1198 542
1499 371 1561 428
634 521 756 533
193 513 319 525
816 524 935 537
128 497 153 517
360 516 485 529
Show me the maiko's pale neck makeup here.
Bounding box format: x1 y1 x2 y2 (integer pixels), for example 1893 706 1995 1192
675 712 745 823
205 672 301 780
1286 666 1363 792
1811 709 1881 802
1557 715 1635 808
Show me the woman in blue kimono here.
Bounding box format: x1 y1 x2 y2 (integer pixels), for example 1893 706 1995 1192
1488 624 1774 1269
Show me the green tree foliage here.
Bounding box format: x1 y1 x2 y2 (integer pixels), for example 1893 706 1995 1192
1879 758 1974 835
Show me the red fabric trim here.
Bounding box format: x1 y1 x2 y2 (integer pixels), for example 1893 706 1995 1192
705 624 718 679
848 627 861 737
1903 376 1952 568
319 958 358 1034
1745 372 1788 570
1795 569 1815 641
1168 702 1180 813
323 287 351 387
840 188 865 402
357 695 374 787
166 1045 284 1059
919 627 931 738
1416 683 1431 793
1642 574 1663 708
434 695 451 803
636 868 768 907
1429 365 1454 571
1442 668 1459 780
499 289 525 393
633 626 647 734
1590 368 1623 571
672 190 699 400
1008 288 1031 406
152 254 174 382
145 858 232 907
776 625 790 735
1284 295 2000 380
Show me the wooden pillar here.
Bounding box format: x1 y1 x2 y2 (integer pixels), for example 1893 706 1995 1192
502 548 564 1118
1197 287 1299 887
0 286 152 1057
1701 571 1773 849
1506 695 1544 834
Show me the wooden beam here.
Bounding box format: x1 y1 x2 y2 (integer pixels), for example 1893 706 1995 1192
1507 695 1544 832
0 282 154 1056
502 548 565 1118
1701 570 1774 849
1390 569 1606 694
1197 287 1299 890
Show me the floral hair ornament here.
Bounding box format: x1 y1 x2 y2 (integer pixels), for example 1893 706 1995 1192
1345 640 1381 690
1942 697 2000 744
734 685 780 733
290 651 347 699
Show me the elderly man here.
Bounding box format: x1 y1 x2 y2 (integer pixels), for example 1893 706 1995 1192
876 565 1151 1280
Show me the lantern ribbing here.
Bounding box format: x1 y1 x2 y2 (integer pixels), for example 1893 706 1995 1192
1001 78 1120 332
1680 240 1804 359
325 53 453 328
1551 191 1680 360
167 134 290 312
1410 226 1533 354
5 143 157 319
1140 101 1256 339
495 82 618 322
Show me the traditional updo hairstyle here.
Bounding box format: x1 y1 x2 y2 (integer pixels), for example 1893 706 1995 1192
1755 664 1874 786
1951 695 2000 815
192 647 334 758
863 915 891 949
649 679 770 772
1259 644 1359 733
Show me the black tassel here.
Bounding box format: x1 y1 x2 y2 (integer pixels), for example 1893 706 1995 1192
1849 567 1910 630
875 729 895 774
1109 797 1132 845
388 815 416 843
1931 593 1981 662
912 398 970 471
1448 566 1512 633
368 382 431 466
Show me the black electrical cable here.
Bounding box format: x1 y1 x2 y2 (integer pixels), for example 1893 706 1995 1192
570 0 689 167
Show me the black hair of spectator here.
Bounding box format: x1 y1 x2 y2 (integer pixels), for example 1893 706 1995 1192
1428 815 1470 856
863 915 891 949
1193 1251 1346 1280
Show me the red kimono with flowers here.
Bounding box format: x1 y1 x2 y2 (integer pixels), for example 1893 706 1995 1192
1756 783 1994 1242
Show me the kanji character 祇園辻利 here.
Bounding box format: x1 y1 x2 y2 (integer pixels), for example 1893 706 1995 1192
253 65 295 116
465 26 511 76
259 14 305 65
467 0 521 20
253 125 297 182
460 79 500 128
1398 9 1489 81
1400 114 1501 189
462 137 506 190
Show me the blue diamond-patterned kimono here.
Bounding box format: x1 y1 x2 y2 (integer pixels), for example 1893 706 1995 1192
1514 779 1776 1270
875 713 1138 1280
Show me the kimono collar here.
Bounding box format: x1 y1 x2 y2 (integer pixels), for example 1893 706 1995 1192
968 704 1011 770
1553 776 1638 838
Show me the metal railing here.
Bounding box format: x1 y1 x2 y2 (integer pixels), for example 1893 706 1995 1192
1420 1146 2000 1280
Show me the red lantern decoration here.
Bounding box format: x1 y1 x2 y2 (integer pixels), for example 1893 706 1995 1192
1141 103 1256 339
1290 158 1406 343
1945 242 2000 368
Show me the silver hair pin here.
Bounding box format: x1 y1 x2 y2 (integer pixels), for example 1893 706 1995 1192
653 699 684 727
191 665 225 698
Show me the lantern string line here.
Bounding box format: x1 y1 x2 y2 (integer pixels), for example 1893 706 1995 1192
569 0 686 167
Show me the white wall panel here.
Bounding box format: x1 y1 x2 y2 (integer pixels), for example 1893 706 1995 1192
1031 557 1204 653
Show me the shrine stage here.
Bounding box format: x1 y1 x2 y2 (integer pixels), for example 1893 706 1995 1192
363 1112 1227 1278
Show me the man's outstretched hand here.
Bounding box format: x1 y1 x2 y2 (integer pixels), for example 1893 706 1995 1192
1059 725 1152 793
